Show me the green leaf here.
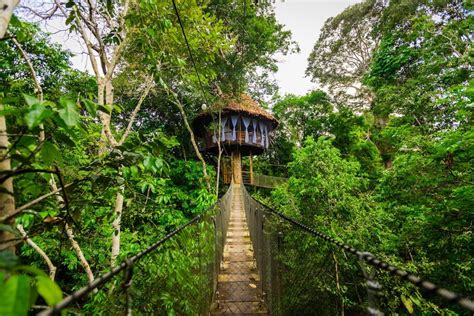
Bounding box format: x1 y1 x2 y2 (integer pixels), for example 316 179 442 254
97 103 112 114
143 156 155 172
41 142 63 165
14 265 49 278
158 77 168 89
0 275 32 316
82 98 97 116
0 97 19 105
401 294 414 314
24 103 53 129
58 98 80 127
155 157 163 170
130 165 138 177
23 94 39 107
35 275 63 306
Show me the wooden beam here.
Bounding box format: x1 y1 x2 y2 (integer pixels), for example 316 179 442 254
231 151 242 184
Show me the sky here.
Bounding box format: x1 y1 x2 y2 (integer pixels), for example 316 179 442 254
28 0 362 97
273 0 363 96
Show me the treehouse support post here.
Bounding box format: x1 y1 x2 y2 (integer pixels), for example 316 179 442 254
232 151 242 184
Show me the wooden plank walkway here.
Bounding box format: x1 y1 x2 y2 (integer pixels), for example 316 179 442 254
212 184 267 315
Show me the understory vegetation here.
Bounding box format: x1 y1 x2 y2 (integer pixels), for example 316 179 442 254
0 0 472 315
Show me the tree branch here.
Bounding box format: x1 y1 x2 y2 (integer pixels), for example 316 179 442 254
64 222 95 284
0 182 73 223
168 89 211 193
11 35 46 141
118 75 154 146
17 224 57 280
54 0 101 78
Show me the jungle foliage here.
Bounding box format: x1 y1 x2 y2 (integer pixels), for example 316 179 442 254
0 0 293 314
268 0 473 314
0 0 472 315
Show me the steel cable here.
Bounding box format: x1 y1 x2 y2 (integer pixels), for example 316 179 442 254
38 215 202 316
251 196 474 313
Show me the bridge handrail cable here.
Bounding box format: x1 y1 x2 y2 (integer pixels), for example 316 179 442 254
38 214 203 316
248 194 474 312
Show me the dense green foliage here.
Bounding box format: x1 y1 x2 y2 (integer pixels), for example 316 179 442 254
0 0 472 315
268 0 473 314
0 0 293 314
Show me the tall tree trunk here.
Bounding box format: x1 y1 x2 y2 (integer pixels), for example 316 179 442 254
0 0 19 38
0 0 18 252
215 110 222 197
0 106 16 251
231 151 242 184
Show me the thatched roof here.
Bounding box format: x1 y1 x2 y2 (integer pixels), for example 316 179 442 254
194 93 278 129
213 94 277 122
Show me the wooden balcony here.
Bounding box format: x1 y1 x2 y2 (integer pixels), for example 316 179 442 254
202 130 268 156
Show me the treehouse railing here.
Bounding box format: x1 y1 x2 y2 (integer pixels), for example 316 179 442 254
222 168 287 189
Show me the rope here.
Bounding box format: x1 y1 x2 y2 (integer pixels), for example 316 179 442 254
38 215 203 316
171 0 210 106
253 198 474 313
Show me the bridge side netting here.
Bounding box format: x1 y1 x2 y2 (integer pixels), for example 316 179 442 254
240 184 375 315
47 186 234 316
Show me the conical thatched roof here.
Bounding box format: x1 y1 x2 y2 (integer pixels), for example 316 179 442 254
193 94 278 134
212 94 277 122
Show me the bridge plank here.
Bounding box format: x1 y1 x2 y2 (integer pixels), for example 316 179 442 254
212 184 267 315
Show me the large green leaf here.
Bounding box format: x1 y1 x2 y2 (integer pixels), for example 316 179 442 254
41 141 63 165
35 275 63 307
401 294 414 314
0 275 32 316
82 98 97 117
24 103 53 129
23 94 39 107
58 98 80 127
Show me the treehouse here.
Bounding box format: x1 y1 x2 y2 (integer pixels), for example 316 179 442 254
192 94 279 185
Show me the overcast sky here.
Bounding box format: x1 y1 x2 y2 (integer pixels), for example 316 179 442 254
34 0 362 97
273 0 362 96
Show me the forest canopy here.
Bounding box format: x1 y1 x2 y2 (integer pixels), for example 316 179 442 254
0 0 472 315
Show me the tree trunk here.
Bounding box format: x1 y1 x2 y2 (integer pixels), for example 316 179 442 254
0 0 19 38
0 0 18 252
0 106 16 251
215 110 222 196
231 151 242 184
249 154 254 185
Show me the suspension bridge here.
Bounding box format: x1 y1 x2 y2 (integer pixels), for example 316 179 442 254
37 182 474 315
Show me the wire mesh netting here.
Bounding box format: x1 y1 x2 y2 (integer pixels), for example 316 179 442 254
56 186 234 316
41 183 474 315
241 184 382 316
